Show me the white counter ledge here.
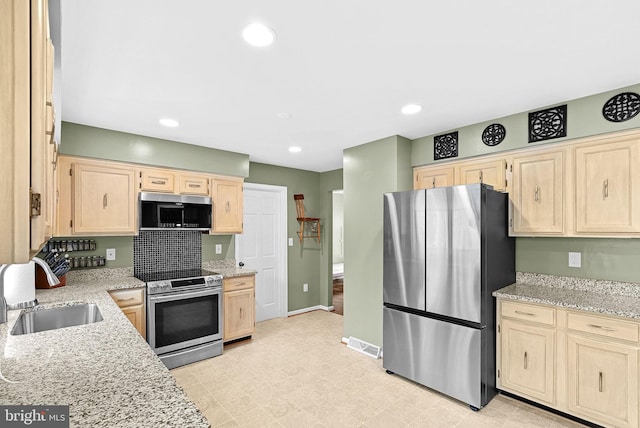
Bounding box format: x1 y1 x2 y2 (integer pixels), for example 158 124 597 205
493 272 640 320
0 271 209 428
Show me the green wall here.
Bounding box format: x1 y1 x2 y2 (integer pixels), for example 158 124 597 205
343 136 412 346
60 122 250 177
517 238 640 282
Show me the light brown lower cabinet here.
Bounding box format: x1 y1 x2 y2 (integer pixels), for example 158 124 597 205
497 298 640 428
109 288 146 339
223 275 255 343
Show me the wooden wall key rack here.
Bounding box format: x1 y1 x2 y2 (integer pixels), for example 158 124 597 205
293 194 321 242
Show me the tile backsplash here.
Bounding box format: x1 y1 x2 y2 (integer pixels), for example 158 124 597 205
134 230 202 276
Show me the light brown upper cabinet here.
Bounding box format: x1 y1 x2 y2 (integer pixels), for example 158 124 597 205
139 168 175 193
457 158 507 192
177 174 209 196
57 157 137 236
574 137 640 235
413 166 455 189
211 176 244 234
0 0 57 263
511 150 564 235
72 162 137 235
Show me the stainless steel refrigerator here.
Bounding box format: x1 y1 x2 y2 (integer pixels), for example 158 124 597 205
382 183 515 410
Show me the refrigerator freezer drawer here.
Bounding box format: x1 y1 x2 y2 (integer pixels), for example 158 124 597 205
383 307 485 408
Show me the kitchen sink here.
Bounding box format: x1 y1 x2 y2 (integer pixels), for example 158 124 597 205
10 303 104 335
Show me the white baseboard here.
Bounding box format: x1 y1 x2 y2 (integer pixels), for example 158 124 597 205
287 305 334 317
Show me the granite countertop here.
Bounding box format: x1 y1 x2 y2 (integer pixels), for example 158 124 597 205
202 260 257 278
493 272 640 320
0 272 209 428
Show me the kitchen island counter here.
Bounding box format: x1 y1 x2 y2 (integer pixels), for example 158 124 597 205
493 272 640 320
0 271 209 428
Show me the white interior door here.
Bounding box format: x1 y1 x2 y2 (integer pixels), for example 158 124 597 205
235 183 287 322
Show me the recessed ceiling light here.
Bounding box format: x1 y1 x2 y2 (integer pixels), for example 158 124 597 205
277 112 293 119
401 104 422 115
288 146 302 153
242 23 276 47
159 118 179 127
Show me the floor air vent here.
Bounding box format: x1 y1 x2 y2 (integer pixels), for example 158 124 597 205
346 336 381 359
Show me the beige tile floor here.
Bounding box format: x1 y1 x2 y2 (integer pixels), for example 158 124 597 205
171 310 587 427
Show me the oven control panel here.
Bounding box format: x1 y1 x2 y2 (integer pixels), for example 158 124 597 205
147 274 223 295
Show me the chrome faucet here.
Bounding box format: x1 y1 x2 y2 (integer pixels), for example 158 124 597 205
0 259 60 324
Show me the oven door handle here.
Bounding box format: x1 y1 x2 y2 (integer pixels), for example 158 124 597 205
148 287 221 304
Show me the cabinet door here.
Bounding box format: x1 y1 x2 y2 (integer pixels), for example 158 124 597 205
458 159 507 191
211 176 243 233
575 140 640 234
139 168 175 193
73 163 136 234
223 288 255 341
178 174 209 196
121 305 146 338
413 166 454 190
511 151 564 234
567 334 638 427
500 319 555 404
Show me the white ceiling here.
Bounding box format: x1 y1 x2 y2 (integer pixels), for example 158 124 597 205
61 0 640 172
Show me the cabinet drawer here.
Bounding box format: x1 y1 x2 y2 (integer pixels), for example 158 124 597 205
501 301 555 326
178 174 209 196
109 288 145 308
223 275 254 292
567 312 639 343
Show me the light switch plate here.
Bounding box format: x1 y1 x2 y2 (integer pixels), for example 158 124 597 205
568 252 581 268
106 248 116 261
215 244 222 254
288 238 293 246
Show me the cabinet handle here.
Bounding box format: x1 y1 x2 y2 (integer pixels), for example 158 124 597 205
188 183 200 188
225 201 231 213
432 177 436 188
479 171 483 183
588 323 616 332
524 351 528 369
151 180 166 185
534 186 540 202
117 297 135 302
240 307 243 319
103 193 108 209
603 179 609 199
599 371 603 392
515 310 535 317
235 282 246 287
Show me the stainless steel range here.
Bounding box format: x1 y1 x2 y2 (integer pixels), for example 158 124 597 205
141 269 223 369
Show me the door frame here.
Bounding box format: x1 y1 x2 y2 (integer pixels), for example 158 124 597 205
235 182 288 319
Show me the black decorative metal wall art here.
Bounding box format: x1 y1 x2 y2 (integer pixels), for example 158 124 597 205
602 92 640 123
528 105 567 143
434 131 458 160
481 123 506 146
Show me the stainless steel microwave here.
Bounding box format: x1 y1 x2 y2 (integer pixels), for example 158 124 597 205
139 192 212 231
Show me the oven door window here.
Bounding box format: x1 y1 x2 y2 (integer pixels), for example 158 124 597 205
154 294 219 348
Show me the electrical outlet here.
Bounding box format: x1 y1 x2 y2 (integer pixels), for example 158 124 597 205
215 244 222 254
568 252 581 268
288 238 294 247
303 283 308 292
106 248 116 261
